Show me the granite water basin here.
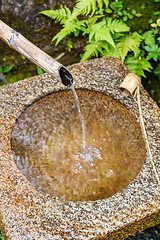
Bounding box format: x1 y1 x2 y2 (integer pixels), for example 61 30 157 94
0 57 159 239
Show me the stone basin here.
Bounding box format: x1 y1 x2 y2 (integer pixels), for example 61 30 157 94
11 90 146 202
0 57 160 239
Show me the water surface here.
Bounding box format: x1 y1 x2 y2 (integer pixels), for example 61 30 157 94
11 90 146 201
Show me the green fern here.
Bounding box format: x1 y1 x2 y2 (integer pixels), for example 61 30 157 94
39 0 155 79
81 41 108 62
116 32 143 62
89 20 115 47
89 18 129 48
52 20 85 45
80 15 105 36
125 55 152 78
40 6 71 24
70 0 109 19
85 15 104 28
106 18 130 34
102 45 120 58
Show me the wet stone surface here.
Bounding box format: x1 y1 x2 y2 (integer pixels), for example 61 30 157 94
11 90 146 201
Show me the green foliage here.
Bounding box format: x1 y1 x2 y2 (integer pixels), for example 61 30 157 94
37 66 45 75
40 5 71 24
102 45 120 58
0 65 12 84
143 30 155 46
70 0 109 18
0 232 4 240
143 29 160 62
125 55 152 78
88 18 127 47
150 18 160 28
82 18 131 61
81 41 108 62
144 44 160 61
154 63 160 78
116 32 143 61
0 65 12 74
52 19 86 45
109 1 142 21
66 39 73 52
106 17 130 33
40 0 160 80
110 1 123 11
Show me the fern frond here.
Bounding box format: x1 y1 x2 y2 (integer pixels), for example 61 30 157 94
125 56 152 78
106 18 130 34
52 20 85 45
89 20 115 47
40 6 71 24
70 0 109 19
85 15 104 27
81 41 108 62
103 0 109 8
116 32 143 62
81 15 104 35
97 0 103 11
71 0 96 18
102 45 120 58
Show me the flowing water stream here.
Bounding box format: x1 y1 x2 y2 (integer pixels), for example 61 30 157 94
70 84 86 150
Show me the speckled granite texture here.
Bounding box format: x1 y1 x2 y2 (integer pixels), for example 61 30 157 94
0 57 159 240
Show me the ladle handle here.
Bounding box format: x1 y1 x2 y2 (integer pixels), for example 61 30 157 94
0 20 73 86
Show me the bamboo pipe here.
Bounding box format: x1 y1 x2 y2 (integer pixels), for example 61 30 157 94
0 20 73 86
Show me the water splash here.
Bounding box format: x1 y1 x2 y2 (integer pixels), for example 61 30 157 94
70 84 86 150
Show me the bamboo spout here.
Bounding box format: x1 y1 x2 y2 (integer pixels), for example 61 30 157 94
0 20 73 86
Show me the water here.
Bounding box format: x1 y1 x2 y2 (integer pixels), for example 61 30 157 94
11 90 146 201
70 84 86 150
